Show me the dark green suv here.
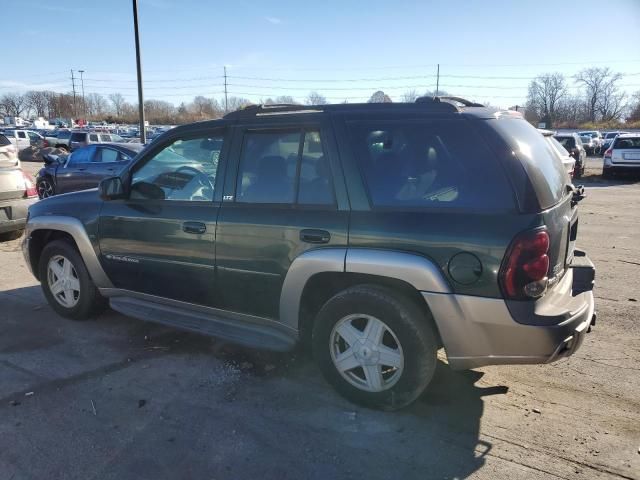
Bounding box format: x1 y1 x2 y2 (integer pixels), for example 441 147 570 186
22 98 596 410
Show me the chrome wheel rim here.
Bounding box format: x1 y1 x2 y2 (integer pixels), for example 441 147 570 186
47 255 80 308
38 179 54 198
330 314 404 393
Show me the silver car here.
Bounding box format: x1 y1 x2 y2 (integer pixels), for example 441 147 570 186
0 134 38 240
68 131 124 151
603 134 640 177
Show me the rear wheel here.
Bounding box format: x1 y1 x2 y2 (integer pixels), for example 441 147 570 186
312 285 438 410
37 177 55 199
38 240 105 320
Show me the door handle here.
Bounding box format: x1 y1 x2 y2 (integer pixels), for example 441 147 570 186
300 229 331 244
183 221 207 234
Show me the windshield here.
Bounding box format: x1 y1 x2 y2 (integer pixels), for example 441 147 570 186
547 136 570 157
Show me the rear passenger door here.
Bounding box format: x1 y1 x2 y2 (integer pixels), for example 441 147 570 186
55 146 94 193
215 119 349 319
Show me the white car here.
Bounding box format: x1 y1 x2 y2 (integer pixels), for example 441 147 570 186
603 133 640 177
2 129 45 151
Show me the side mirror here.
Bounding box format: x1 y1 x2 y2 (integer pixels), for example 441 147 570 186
99 176 125 200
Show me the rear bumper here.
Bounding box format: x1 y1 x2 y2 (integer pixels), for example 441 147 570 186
424 251 596 370
0 197 36 234
605 163 640 171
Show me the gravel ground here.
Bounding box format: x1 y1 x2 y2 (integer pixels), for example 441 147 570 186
1 155 638 480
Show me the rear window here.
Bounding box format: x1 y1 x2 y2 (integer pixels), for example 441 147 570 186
613 137 640 149
0 134 10 146
492 118 567 209
70 132 86 142
347 119 513 210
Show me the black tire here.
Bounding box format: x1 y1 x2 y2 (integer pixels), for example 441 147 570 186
0 229 23 242
574 163 583 179
38 240 105 320
56 145 69 152
602 168 612 179
312 285 438 410
37 177 55 199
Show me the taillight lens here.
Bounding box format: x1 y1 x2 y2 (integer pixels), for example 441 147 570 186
22 171 38 198
499 229 550 300
604 148 612 159
43 139 49 148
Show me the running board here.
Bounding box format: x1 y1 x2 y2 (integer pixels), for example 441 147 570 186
106 292 297 352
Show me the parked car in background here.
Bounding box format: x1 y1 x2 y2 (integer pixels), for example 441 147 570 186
23 99 595 410
45 130 72 151
36 143 143 198
68 131 125 151
579 131 603 151
580 135 597 155
0 134 38 240
3 129 46 151
603 133 640 177
554 132 586 177
539 129 576 178
601 131 629 153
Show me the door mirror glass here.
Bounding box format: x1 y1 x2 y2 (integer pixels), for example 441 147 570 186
99 176 126 200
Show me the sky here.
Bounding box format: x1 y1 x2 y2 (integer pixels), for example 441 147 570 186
1 0 640 108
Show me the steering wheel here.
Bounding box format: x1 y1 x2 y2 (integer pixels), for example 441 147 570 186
175 166 213 189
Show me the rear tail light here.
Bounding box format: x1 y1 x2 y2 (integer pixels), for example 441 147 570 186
22 171 38 198
604 148 612 159
43 139 49 148
499 229 550 300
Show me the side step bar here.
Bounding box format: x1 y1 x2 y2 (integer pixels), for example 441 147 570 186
107 293 297 352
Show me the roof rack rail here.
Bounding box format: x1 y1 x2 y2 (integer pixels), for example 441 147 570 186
436 96 485 107
223 103 323 120
414 96 459 112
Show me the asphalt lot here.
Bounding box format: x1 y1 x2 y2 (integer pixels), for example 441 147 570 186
1 156 639 480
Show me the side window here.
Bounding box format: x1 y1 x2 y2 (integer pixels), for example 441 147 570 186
89 134 99 142
94 148 119 163
17 131 26 139
68 148 91 165
100 134 111 142
236 131 300 204
348 120 513 210
130 134 223 202
236 130 334 205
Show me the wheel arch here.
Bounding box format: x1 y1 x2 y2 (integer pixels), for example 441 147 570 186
25 216 112 288
280 248 451 345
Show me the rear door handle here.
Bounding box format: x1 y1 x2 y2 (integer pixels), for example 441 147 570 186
300 229 331 244
183 221 206 234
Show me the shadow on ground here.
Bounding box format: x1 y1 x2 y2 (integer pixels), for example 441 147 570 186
0 285 509 479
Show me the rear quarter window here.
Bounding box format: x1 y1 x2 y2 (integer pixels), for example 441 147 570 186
70 132 85 142
0 134 10 146
491 118 567 209
347 118 514 211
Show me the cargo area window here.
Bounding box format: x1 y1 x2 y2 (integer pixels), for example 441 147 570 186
348 119 513 210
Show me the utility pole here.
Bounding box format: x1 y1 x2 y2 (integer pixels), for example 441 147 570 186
70 69 77 119
223 66 228 112
132 0 146 144
435 64 440 97
78 70 86 120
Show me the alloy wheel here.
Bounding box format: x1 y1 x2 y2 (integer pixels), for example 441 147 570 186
37 179 54 199
329 314 404 392
47 255 80 308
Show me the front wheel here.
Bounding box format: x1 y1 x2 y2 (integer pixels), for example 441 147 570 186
38 240 105 320
312 285 438 410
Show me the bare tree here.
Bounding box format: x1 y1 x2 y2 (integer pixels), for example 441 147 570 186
109 93 127 118
0 93 28 117
226 96 253 112
190 96 221 119
575 67 623 122
368 90 392 103
25 90 49 117
526 73 567 128
627 91 640 122
306 91 328 105
85 93 109 119
400 90 419 102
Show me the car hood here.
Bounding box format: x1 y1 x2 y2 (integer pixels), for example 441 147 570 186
28 188 102 221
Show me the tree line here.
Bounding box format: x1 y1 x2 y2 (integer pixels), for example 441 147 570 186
525 67 640 128
2 68 639 127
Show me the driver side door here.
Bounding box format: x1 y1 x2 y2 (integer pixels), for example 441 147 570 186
98 127 228 306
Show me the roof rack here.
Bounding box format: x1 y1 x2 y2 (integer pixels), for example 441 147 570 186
415 96 485 110
223 103 323 120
